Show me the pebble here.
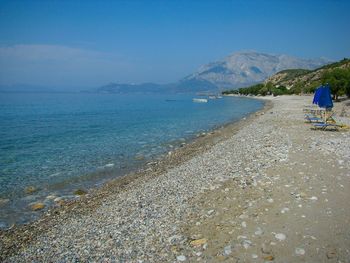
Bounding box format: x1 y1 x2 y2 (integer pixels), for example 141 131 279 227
30 202 45 211
190 238 207 247
24 186 37 194
254 227 263 235
281 207 289 214
267 198 274 203
242 240 252 249
295 247 305 255
177 255 186 261
0 198 10 206
252 253 258 259
223 245 232 255
207 209 215 215
275 233 286 241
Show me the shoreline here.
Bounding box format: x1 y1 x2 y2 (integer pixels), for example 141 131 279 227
0 98 271 260
2 95 348 262
0 95 264 228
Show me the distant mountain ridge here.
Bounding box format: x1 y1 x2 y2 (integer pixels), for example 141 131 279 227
184 51 330 89
93 51 330 94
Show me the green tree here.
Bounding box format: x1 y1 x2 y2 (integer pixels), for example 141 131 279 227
322 68 350 100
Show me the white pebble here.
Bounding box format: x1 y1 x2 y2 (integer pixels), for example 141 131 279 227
275 233 286 241
295 247 305 255
177 255 186 261
252 254 258 259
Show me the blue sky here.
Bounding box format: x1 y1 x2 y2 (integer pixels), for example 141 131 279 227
0 0 349 88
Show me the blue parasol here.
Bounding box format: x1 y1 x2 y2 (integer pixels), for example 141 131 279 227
313 85 333 109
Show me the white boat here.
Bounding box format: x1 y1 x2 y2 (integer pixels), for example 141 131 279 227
192 98 208 103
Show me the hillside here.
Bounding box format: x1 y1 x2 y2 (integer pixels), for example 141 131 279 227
223 58 350 96
265 58 350 89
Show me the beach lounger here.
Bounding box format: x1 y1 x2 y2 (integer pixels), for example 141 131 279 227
311 122 340 131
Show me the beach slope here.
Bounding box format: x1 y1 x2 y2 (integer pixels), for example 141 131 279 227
1 95 350 262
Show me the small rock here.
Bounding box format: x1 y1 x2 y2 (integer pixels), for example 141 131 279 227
267 198 274 203
281 207 290 214
190 238 207 247
207 209 215 215
242 240 252 249
295 247 305 256
30 202 45 211
255 227 263 236
168 235 183 245
275 233 286 241
54 197 63 202
252 254 258 259
326 249 337 259
24 186 38 194
45 195 56 200
261 243 272 254
264 255 274 261
0 198 10 207
310 196 318 201
223 245 232 255
241 221 247 228
73 189 87 196
176 255 186 261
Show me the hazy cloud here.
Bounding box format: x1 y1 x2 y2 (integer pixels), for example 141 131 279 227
0 44 133 88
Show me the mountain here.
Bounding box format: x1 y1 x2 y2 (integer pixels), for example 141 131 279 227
93 79 219 94
184 51 331 89
91 82 165 94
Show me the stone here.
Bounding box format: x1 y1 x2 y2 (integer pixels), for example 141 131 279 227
30 202 45 211
242 240 252 249
295 247 305 256
254 227 263 235
264 255 274 261
261 243 272 254
0 198 10 207
190 238 207 247
24 186 38 194
74 189 87 196
326 249 337 259
45 195 56 200
176 255 186 261
168 235 183 245
223 245 232 255
275 233 286 241
207 209 215 215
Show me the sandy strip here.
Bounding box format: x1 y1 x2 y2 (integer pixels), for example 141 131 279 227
1 95 349 262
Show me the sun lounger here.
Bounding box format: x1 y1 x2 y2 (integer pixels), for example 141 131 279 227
311 122 340 131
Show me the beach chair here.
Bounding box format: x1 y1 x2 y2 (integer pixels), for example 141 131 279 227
311 122 340 131
305 111 334 123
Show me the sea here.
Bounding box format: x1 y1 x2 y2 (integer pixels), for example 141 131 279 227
0 92 264 227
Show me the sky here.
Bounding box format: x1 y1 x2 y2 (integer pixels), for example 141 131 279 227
0 0 349 89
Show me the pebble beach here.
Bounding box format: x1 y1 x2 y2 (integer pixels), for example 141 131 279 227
1 95 350 262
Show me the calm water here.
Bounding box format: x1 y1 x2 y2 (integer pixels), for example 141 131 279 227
0 93 264 227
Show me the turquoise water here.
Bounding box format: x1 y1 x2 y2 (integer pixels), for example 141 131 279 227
0 93 264 227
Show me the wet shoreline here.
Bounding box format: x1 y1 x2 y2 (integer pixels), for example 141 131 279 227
0 99 271 260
